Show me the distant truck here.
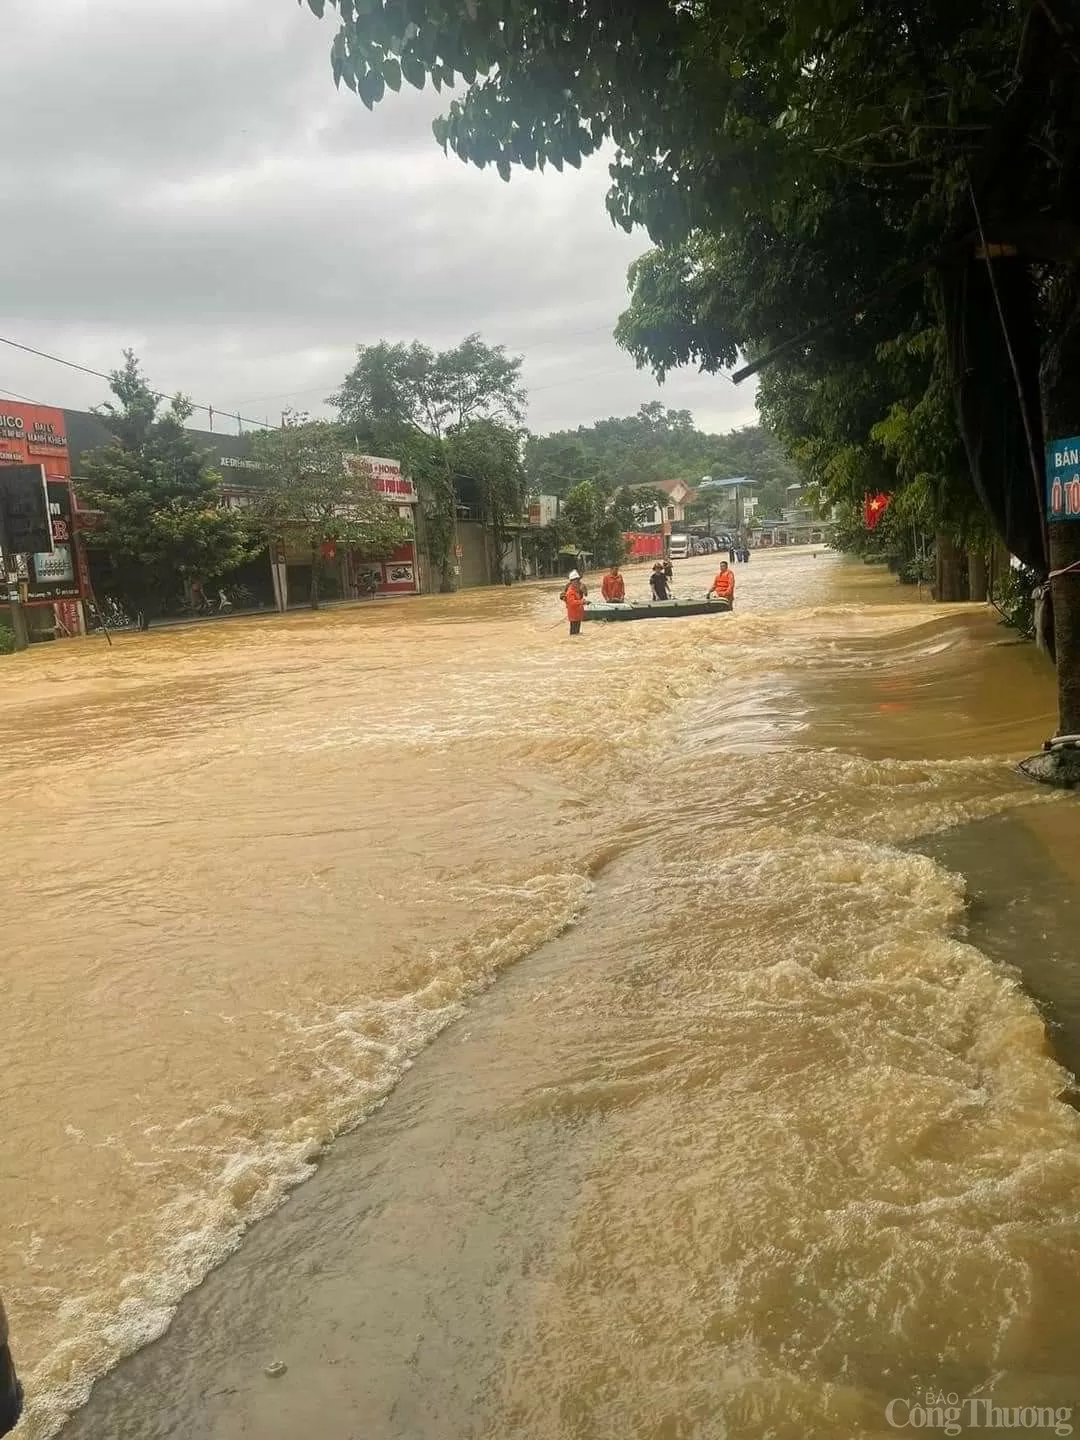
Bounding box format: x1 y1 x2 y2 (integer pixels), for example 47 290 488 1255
668 532 691 559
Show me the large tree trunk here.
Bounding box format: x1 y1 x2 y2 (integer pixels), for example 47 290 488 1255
935 533 970 602
967 549 989 602
1041 266 1080 739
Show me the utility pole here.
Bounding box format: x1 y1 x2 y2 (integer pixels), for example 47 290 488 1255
0 505 29 652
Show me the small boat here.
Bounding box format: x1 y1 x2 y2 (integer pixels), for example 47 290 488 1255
583 597 733 623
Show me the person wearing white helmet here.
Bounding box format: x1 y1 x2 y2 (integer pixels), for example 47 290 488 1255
559 569 588 635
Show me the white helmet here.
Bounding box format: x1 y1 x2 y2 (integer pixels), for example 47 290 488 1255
568 569 581 580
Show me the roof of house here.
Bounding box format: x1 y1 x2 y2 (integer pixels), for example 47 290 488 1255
625 478 694 498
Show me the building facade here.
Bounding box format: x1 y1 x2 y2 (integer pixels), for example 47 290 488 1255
0 403 92 638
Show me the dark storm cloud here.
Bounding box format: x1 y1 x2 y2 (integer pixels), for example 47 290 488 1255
0 0 757 436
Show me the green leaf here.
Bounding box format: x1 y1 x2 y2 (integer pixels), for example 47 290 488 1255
305 0 326 16
401 51 427 88
382 56 402 90
496 155 511 181
356 66 381 107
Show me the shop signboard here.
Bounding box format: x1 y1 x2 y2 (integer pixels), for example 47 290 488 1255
343 453 418 505
348 541 419 597
0 405 86 614
1047 437 1080 521
527 495 559 528
26 482 82 601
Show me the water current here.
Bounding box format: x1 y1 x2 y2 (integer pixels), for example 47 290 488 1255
4 548 1079 1438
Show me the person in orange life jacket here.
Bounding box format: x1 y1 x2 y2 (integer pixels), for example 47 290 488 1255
708 561 735 605
560 570 588 635
600 565 625 602
650 563 671 601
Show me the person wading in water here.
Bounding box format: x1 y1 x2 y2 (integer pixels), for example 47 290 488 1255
601 564 625 602
650 563 672 601
560 569 588 635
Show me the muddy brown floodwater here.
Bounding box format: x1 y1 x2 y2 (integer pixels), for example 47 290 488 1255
4 548 1080 1440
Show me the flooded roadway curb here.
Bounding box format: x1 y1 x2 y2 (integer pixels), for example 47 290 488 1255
912 808 1080 1086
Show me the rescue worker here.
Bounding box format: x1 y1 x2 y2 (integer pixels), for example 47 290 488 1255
601 564 626 602
0 1299 23 1437
708 560 736 607
650 563 672 601
559 569 588 635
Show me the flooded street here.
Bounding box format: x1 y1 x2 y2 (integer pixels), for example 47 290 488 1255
5 548 1080 1438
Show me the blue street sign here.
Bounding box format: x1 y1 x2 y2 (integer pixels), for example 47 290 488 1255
1046 437 1080 522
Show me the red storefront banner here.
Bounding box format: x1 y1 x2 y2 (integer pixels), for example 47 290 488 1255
0 404 71 478
623 532 663 560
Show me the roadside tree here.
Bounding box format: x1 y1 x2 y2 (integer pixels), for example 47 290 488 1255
79 352 256 621
249 415 408 608
331 335 526 590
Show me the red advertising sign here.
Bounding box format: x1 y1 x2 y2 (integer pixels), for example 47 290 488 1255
623 532 663 560
349 541 419 597
0 403 86 607
0 405 71 478
344 453 417 504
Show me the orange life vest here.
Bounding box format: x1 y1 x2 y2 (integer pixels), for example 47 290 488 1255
562 582 587 621
601 573 625 602
713 569 735 601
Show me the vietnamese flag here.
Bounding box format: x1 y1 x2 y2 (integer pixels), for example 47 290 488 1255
864 492 891 529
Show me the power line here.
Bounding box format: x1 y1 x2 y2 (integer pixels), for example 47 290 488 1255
0 335 274 433
1 328 739 434
0 384 49 406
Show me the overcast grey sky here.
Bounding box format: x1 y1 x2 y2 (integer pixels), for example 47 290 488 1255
0 0 758 438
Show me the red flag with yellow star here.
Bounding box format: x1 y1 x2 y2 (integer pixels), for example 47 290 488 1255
864 492 890 529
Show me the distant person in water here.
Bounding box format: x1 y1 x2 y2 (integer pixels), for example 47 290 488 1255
560 569 588 635
740 546 750 563
728 544 736 563
663 557 674 584
601 564 625 602
708 561 736 607
650 563 671 601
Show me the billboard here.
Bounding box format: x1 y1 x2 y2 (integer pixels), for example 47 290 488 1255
0 405 70 472
0 403 85 609
344 453 417 505
26 482 82 602
527 494 559 528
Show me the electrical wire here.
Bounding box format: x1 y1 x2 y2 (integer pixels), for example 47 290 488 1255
0 335 273 432
1 327 741 432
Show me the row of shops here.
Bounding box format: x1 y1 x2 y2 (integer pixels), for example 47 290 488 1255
0 401 423 638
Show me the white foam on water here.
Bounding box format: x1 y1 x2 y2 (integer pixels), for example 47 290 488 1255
18 868 593 1440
